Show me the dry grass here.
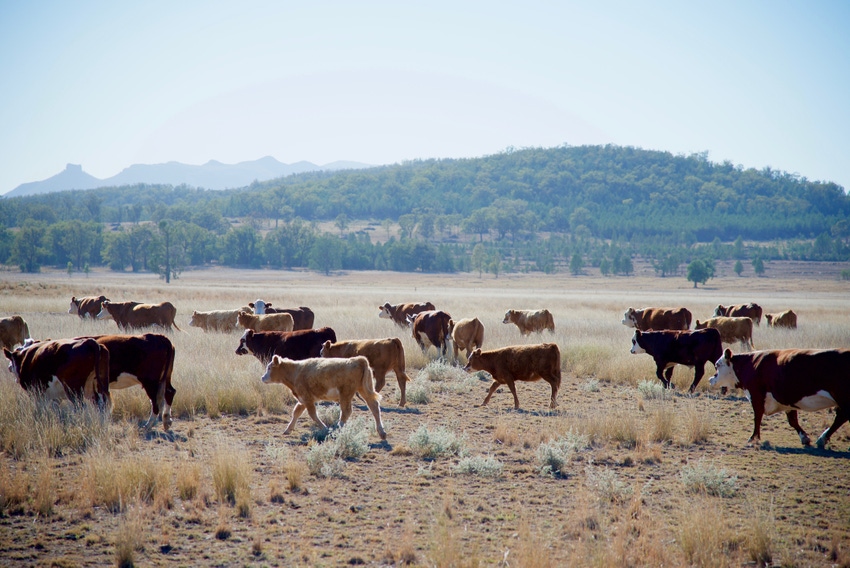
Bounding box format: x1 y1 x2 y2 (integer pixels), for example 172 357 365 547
0 268 849 566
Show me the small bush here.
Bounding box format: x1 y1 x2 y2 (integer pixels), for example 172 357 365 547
585 464 633 503
646 407 676 443
637 380 670 400
408 424 467 460
680 460 738 497
580 378 601 393
454 455 503 478
537 431 590 477
306 441 346 478
405 376 432 404
305 417 372 478
418 361 481 394
681 406 714 445
176 463 201 501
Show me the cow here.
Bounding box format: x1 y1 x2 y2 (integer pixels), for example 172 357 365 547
248 300 315 331
463 343 561 409
408 310 453 358
765 310 797 329
236 328 337 365
4 338 110 407
629 328 723 392
69 295 109 319
622 307 692 331
320 338 411 407
97 300 182 332
694 316 755 350
188 309 241 333
0 315 30 351
261 355 387 440
713 303 763 326
249 299 271 314
237 311 294 333
378 302 435 328
448 317 484 361
502 309 555 335
79 334 177 431
710 348 850 448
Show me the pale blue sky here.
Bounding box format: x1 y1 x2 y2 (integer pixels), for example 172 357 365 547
2 1 849 194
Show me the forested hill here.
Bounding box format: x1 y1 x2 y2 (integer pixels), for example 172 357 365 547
2 144 848 243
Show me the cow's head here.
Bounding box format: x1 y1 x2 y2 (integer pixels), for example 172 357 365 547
713 305 726 318
694 319 706 330
69 296 80 315
3 348 22 382
250 300 269 314
236 330 253 355
261 355 291 384
447 319 455 334
502 310 514 324
764 314 774 326
378 303 393 319
319 340 333 358
629 330 646 355
621 308 638 328
709 349 738 390
463 348 483 372
188 311 200 327
96 300 113 320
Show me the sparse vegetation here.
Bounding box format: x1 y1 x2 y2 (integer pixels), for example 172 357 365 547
681 460 738 497
408 424 468 460
454 455 503 478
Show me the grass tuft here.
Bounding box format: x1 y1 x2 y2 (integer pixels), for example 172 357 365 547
536 430 590 477
454 455 503 478
680 460 738 497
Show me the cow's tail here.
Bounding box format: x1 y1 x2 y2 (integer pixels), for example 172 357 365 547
391 338 410 382
359 358 381 403
157 339 176 431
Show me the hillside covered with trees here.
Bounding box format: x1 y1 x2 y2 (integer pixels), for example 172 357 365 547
1 144 848 281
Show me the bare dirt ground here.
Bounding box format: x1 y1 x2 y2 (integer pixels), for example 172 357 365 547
1 263 849 567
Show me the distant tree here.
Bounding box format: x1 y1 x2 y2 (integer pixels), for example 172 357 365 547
398 214 416 240
599 257 611 276
309 234 344 275
752 256 765 277
151 220 185 283
734 260 744 277
488 252 502 279
463 209 492 242
334 213 350 236
471 243 487 277
733 236 745 259
570 252 584 275
686 259 712 288
381 219 393 241
67 261 73 277
12 220 48 273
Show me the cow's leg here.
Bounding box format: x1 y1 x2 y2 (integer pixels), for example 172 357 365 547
363 396 387 440
303 401 329 431
547 377 559 409
339 397 353 427
655 363 671 389
283 402 309 434
748 394 765 444
505 379 521 409
481 381 502 406
785 410 811 446
395 369 409 408
373 368 387 393
815 407 849 449
688 362 706 393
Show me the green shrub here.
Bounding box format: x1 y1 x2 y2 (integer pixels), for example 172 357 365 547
637 379 671 400
585 464 633 503
536 430 590 477
454 455 503 478
408 424 467 460
680 460 738 497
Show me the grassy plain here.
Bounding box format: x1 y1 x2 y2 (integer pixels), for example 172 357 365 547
0 264 849 567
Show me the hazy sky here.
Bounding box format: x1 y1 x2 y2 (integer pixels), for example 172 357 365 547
2 1 849 195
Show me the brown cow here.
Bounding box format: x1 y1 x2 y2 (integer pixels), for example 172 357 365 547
261 355 386 440
713 303 763 326
237 311 294 332
695 316 755 350
502 309 555 335
378 302 435 327
320 338 411 407
710 348 850 447
408 310 453 358
4 338 110 407
248 300 315 330
236 328 337 365
69 295 109 319
97 300 182 331
622 307 692 331
464 343 561 409
448 317 484 360
765 310 797 329
188 309 241 333
630 328 723 392
0 315 30 351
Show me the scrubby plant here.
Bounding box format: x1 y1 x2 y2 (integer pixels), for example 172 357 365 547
680 460 738 497
454 455 503 478
584 464 633 503
417 360 481 394
405 375 432 404
305 417 371 478
408 424 467 460
537 430 591 477
637 379 671 400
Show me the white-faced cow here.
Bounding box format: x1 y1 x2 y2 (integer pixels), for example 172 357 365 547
765 310 797 329
630 328 722 392
4 338 110 407
69 295 109 319
320 338 411 407
378 302 435 327
98 300 182 332
694 316 755 350
261 355 387 440
502 309 555 335
236 328 337 365
710 348 850 448
622 307 692 331
448 317 484 361
713 303 763 326
464 343 561 409
407 310 453 358
0 315 31 351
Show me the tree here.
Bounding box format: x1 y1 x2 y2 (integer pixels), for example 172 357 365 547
12 220 48 273
334 213 350 236
308 235 344 275
752 256 765 277
151 220 185 283
471 244 487 278
600 257 611 276
686 259 712 288
734 260 744 277
570 252 584 275
488 252 502 278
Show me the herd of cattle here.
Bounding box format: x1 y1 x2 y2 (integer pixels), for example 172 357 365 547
1 295 848 451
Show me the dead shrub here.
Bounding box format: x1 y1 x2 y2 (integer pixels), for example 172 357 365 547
210 443 252 506
176 462 202 502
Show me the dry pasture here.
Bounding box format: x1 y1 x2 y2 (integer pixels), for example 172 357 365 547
1 266 849 567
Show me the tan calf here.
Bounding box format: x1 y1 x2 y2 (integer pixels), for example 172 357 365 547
502 309 555 335
0 315 30 351
694 316 755 350
464 343 561 409
189 309 241 332
261 355 386 439
449 317 484 360
238 310 294 332
320 338 411 407
765 310 797 329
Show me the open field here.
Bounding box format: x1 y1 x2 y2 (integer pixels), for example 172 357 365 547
1 265 850 567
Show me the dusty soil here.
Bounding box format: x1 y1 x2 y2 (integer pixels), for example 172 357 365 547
1 265 849 567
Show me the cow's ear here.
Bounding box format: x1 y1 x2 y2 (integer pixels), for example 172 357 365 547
471 348 481 356
266 303 272 308
248 303 255 308
71 296 77 302
634 330 641 337
3 349 11 359
724 348 733 361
